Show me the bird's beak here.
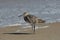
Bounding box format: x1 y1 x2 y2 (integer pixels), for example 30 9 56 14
18 15 23 17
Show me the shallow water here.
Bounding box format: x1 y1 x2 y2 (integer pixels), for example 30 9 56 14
0 0 60 27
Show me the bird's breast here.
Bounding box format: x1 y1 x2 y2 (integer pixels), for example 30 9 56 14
24 16 31 23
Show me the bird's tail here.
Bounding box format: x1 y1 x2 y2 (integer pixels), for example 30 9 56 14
36 19 45 23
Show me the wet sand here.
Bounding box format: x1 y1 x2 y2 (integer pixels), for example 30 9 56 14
0 22 60 40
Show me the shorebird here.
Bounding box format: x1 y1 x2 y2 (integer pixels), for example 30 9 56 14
18 12 45 33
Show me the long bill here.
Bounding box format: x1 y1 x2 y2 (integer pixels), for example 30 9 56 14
18 15 23 17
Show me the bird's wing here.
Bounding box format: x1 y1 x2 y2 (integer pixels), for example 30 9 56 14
27 15 33 23
27 15 37 23
31 15 37 18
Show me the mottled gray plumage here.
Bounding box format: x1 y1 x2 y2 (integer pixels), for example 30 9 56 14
18 12 45 33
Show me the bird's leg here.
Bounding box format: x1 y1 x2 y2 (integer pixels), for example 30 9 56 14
32 23 35 34
33 24 35 34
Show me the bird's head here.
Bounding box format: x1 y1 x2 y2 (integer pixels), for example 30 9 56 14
18 12 29 17
23 12 29 16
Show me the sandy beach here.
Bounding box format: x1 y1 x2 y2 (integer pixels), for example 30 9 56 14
0 0 59 40
0 22 60 40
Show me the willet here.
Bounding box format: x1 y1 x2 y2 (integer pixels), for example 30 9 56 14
18 12 45 33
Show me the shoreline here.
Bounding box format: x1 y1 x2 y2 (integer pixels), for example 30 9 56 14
0 22 60 40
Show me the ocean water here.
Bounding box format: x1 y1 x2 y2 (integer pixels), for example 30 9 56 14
0 0 60 27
